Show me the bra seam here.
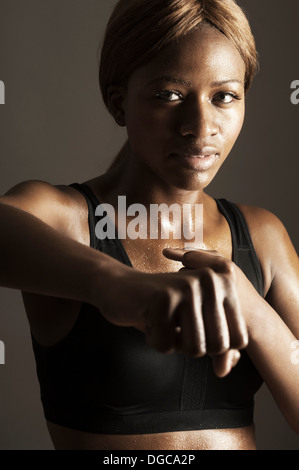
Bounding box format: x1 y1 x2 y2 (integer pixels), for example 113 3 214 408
179 356 188 411
199 357 209 410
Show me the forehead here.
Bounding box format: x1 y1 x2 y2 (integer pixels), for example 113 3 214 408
129 25 245 87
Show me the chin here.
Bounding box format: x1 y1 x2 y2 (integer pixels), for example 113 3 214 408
166 171 215 192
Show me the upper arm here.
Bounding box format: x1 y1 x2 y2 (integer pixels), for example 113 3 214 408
0 180 66 228
237 204 299 337
0 180 88 242
264 215 299 337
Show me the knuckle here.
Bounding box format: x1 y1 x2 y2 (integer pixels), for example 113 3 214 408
218 258 235 276
179 275 199 297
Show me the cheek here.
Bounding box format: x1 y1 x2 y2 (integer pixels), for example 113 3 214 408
126 102 170 150
221 107 245 152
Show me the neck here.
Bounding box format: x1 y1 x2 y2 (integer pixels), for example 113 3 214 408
105 151 207 208
99 152 215 249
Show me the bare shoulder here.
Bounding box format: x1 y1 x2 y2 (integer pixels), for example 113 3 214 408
235 203 298 295
235 203 288 235
235 203 292 245
0 179 89 244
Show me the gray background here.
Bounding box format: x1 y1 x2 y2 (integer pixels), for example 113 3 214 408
0 0 298 450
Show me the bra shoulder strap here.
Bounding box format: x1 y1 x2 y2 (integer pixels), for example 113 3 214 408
70 182 98 248
216 199 264 297
69 183 132 266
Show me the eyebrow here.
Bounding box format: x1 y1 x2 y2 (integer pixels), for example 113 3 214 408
146 76 243 88
146 76 192 88
210 79 244 87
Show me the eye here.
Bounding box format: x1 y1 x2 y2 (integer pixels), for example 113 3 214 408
155 90 183 102
213 92 241 104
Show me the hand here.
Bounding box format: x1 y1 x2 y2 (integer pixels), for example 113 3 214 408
97 248 248 377
162 247 248 377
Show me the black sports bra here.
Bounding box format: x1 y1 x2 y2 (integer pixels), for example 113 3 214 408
31 183 264 435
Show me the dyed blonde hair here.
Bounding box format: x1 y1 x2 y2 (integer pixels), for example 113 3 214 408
99 0 258 168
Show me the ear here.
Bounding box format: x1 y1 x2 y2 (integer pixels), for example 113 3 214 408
107 85 127 127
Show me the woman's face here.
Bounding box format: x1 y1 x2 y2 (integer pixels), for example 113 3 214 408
122 24 246 192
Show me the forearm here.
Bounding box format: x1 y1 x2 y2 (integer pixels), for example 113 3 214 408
243 287 299 433
0 203 122 306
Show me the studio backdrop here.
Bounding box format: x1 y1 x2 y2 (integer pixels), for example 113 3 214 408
0 0 298 450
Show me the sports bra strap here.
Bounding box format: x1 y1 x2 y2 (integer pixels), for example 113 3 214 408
69 182 133 267
70 182 102 209
70 183 98 248
216 199 264 296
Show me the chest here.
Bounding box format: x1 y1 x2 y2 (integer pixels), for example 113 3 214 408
120 225 233 274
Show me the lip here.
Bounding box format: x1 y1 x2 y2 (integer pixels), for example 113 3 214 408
171 151 219 171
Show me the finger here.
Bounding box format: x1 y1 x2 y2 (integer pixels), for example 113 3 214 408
163 248 227 277
162 247 189 262
163 247 219 263
211 349 241 378
182 251 226 271
175 279 206 357
223 282 248 349
201 269 230 355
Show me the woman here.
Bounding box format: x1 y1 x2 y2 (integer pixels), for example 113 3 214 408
0 0 298 450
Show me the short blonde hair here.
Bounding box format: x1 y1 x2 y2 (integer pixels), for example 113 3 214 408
99 0 258 112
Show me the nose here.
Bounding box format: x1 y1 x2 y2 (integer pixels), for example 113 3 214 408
179 97 219 139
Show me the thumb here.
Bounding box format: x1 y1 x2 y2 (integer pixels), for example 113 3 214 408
211 349 241 378
163 247 216 262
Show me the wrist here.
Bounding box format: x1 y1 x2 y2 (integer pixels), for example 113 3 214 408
89 253 150 330
88 251 130 310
